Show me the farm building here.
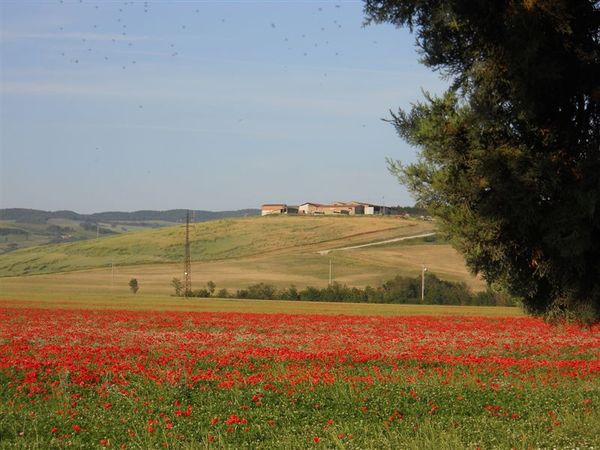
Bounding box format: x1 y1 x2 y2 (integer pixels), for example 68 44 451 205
327 202 365 215
261 204 299 216
265 201 397 216
359 203 391 215
298 203 326 215
298 202 365 215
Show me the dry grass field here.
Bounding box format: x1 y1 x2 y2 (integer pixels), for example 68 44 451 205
0 215 433 276
0 294 522 317
0 215 489 307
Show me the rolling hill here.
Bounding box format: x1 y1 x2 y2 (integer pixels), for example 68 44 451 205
0 215 434 276
0 208 260 224
0 208 260 254
0 215 486 304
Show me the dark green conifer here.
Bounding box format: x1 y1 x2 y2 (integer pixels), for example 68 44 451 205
365 0 600 322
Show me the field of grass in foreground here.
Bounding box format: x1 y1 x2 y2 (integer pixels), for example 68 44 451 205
0 295 523 316
1 307 598 449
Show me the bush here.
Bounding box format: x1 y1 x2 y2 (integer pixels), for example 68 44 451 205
299 286 322 302
216 288 230 298
236 289 249 299
278 285 300 301
207 281 216 295
166 273 517 306
128 278 139 294
191 288 210 298
171 278 183 296
245 283 277 300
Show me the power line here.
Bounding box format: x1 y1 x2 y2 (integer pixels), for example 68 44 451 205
183 210 192 296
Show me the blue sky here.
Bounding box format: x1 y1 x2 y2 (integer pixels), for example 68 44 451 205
0 1 446 213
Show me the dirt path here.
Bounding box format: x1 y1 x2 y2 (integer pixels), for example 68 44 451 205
317 232 437 255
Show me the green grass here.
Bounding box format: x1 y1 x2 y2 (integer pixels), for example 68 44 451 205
0 217 188 256
0 218 119 255
0 215 434 277
0 215 489 302
0 221 58 253
2 370 595 449
0 307 595 449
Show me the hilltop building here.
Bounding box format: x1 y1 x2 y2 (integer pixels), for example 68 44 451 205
261 201 396 216
261 204 299 216
299 202 365 215
298 202 329 215
361 203 391 215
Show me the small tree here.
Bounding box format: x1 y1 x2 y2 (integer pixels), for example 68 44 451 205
171 277 183 296
128 278 139 294
207 281 216 296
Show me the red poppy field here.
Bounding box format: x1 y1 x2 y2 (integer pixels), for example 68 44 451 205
1 307 599 448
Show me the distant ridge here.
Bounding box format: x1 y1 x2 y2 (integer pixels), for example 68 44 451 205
0 208 261 224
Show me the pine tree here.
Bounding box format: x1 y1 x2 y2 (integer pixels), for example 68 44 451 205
365 0 600 322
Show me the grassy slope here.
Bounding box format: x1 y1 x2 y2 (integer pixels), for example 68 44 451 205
0 208 259 255
0 215 489 304
0 221 52 252
0 218 127 254
0 216 434 277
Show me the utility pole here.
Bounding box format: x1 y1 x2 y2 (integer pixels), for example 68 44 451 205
329 258 332 286
183 210 192 297
111 262 114 287
421 263 427 303
96 224 100 239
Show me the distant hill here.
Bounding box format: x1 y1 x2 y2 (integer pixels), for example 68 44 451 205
0 208 260 254
0 208 260 224
0 214 487 295
0 215 437 278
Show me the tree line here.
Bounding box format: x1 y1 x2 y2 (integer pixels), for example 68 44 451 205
171 273 515 307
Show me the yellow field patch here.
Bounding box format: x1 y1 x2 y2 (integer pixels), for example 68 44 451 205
0 215 435 277
0 295 523 317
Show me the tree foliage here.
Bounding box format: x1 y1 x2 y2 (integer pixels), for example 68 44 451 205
171 277 183 296
198 275 514 306
365 0 600 322
128 278 139 294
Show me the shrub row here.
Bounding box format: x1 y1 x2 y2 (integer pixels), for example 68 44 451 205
172 273 516 307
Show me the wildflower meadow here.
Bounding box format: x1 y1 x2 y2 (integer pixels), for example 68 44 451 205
1 307 598 448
